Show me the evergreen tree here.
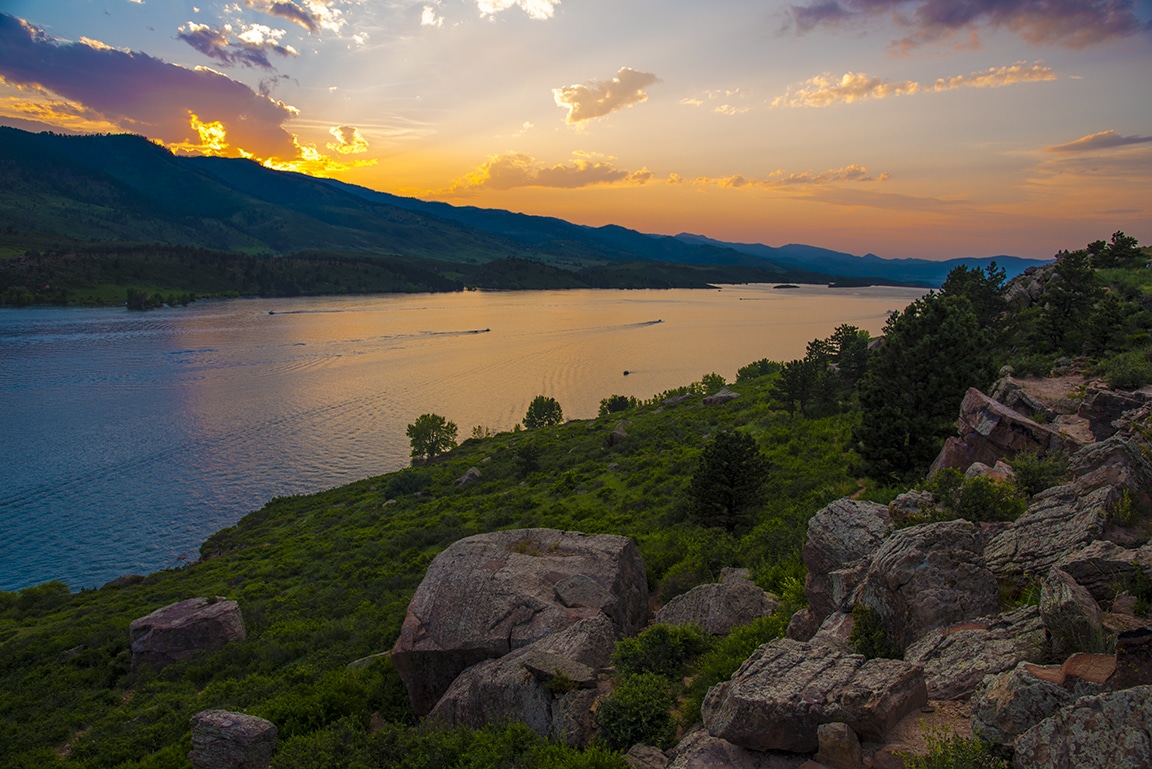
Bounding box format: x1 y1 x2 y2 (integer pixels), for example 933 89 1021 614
687 430 771 532
855 293 992 480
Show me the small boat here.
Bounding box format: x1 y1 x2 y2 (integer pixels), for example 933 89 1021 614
623 370 630 376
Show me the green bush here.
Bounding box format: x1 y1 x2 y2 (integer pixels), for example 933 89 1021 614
598 395 637 416
1099 349 1152 389
679 615 786 726
736 359 782 381
596 672 676 750
612 624 711 679
849 604 901 660
915 469 1026 524
1009 451 1068 497
900 727 1009 769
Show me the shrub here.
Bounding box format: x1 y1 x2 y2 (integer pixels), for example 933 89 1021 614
736 358 781 381
849 604 901 660
679 615 786 726
900 727 1009 769
612 624 712 679
598 394 637 416
1010 451 1068 497
596 672 676 750
1099 349 1152 390
916 469 1026 524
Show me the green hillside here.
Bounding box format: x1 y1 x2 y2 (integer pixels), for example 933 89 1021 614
1 225 1148 766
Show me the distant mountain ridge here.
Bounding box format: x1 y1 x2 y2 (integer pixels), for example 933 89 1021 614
0 126 1050 287
673 233 1049 286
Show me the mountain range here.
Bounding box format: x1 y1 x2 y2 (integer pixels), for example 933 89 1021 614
0 126 1050 292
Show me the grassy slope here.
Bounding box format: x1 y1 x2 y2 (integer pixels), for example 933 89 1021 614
0 373 861 768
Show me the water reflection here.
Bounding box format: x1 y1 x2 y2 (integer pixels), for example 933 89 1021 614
0 285 925 590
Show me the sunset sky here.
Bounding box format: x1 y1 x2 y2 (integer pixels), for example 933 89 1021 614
0 0 1149 259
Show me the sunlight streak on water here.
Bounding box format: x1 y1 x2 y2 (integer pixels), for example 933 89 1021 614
0 285 924 590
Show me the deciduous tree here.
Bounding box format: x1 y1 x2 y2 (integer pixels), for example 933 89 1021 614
523 395 563 429
406 413 457 463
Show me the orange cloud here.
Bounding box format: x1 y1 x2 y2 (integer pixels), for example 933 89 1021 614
449 152 653 191
1046 129 1152 153
695 164 889 188
326 124 368 154
773 62 1056 108
553 67 659 124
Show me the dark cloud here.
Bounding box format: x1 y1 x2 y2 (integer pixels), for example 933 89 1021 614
0 13 297 158
177 22 297 70
1046 129 1152 152
786 0 1150 48
247 0 325 34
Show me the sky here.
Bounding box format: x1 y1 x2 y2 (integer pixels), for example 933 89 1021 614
0 0 1149 259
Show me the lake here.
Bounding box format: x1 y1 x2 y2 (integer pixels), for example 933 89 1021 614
0 285 926 591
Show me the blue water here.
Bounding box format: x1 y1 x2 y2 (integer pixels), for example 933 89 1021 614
0 286 924 591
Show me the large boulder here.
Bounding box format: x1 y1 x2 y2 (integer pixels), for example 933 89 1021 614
189 710 277 769
797 500 892 632
427 614 615 746
984 484 1108 580
904 605 1047 700
130 598 246 670
1040 567 1107 658
701 638 927 754
391 528 647 714
971 662 1077 750
655 570 778 635
929 388 1085 476
1055 541 1152 605
1012 685 1152 769
856 520 1000 651
985 435 1152 580
1077 387 1148 442
666 727 808 769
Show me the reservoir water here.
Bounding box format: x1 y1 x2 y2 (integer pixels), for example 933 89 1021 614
0 285 925 591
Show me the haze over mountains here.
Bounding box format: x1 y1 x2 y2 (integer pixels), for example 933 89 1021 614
0 127 1049 288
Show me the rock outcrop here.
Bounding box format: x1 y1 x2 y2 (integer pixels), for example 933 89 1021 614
129 598 246 670
856 520 1000 651
701 638 927 753
189 710 276 769
1040 567 1106 658
703 387 740 406
655 570 778 635
904 605 1047 700
1012 685 1152 769
793 500 891 637
427 614 614 746
1078 387 1148 442
391 528 647 715
666 727 808 769
930 388 1084 476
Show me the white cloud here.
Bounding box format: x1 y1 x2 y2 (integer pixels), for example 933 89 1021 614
326 124 368 153
421 5 444 27
476 0 560 20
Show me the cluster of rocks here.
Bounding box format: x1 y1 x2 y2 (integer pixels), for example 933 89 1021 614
136 371 1152 769
389 528 650 745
